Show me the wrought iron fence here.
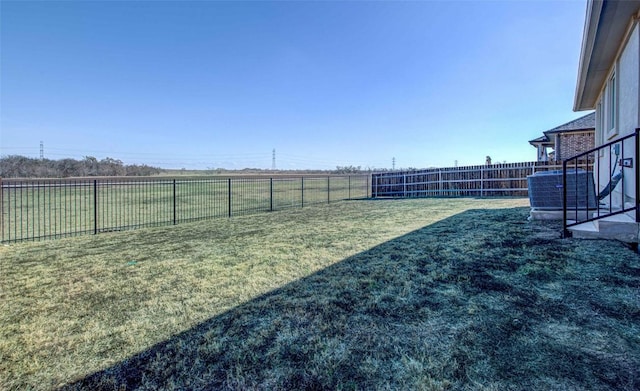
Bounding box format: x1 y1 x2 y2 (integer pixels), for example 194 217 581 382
1 175 370 243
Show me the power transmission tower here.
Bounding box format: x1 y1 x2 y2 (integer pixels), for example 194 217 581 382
40 141 44 160
392 157 396 170
272 149 276 170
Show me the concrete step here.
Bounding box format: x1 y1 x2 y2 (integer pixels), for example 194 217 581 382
568 221 601 240
596 214 639 242
569 214 639 243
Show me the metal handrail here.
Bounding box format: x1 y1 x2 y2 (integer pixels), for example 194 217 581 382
563 128 640 237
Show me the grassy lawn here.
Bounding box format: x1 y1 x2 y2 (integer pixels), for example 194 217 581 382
1 198 639 390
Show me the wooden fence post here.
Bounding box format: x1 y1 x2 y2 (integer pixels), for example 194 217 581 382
403 174 407 198
480 166 484 198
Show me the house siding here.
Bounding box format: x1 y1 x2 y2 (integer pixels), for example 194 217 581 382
595 20 639 208
619 23 639 138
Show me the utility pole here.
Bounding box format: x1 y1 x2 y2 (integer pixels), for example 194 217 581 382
272 149 276 170
392 157 396 170
40 141 44 160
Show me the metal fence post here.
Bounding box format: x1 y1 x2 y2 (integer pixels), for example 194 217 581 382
0 177 3 242
94 179 98 235
173 179 177 225
348 175 351 199
562 160 568 237
327 176 330 204
228 178 232 217
301 177 304 208
636 128 640 223
270 177 273 211
366 175 370 198
372 175 376 198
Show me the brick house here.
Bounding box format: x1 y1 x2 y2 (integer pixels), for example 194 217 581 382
529 112 595 163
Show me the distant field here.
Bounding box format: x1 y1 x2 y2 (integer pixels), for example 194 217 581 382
2 197 639 390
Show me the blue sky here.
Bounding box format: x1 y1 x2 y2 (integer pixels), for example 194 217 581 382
1 0 588 170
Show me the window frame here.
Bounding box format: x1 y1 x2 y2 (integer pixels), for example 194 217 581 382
605 70 618 139
596 100 604 155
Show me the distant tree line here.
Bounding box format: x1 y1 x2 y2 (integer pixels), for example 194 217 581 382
333 165 362 174
334 165 422 173
0 155 162 178
0 155 404 178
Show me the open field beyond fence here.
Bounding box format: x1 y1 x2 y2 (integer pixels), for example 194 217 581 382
2 198 639 390
0 175 369 243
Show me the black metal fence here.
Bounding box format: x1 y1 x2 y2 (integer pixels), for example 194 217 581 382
371 161 565 198
1 175 370 243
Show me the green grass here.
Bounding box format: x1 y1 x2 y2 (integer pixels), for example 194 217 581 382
1 198 639 390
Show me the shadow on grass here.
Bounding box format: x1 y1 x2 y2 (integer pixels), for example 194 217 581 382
62 207 640 390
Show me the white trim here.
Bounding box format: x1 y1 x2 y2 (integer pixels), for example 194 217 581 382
606 70 618 139
574 0 603 111
596 99 604 155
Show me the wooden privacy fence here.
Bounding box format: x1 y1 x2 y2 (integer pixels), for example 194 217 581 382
1 174 370 243
371 162 568 198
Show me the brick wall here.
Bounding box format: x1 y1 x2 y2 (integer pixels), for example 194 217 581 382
557 131 594 161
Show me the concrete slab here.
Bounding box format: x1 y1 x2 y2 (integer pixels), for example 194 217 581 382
529 209 591 221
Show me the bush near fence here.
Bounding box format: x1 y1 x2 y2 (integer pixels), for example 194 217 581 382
372 161 569 198
0 175 370 243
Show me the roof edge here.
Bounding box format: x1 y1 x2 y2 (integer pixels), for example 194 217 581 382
574 0 603 111
544 112 596 133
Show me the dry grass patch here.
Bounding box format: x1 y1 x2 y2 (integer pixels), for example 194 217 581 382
2 198 639 390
